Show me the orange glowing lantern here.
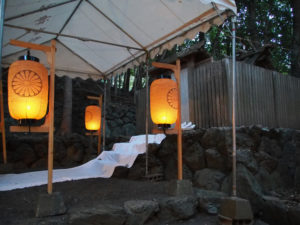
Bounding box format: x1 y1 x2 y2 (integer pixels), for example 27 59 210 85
150 78 178 126
85 105 101 130
8 54 48 120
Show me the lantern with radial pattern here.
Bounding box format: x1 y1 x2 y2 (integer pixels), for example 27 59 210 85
150 78 178 127
8 54 48 120
85 105 101 130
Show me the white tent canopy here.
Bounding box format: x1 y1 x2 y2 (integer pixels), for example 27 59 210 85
1 0 236 80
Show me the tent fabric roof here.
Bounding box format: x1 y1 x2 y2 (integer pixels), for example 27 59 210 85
1 0 236 80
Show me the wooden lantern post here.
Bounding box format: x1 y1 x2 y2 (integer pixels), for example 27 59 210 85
152 59 182 180
9 39 56 194
86 95 103 155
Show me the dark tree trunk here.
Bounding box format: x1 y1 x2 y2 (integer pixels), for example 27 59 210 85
291 0 300 77
60 76 72 135
248 0 258 49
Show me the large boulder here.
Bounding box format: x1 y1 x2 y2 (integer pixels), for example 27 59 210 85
255 151 278 174
194 168 226 191
124 200 159 225
183 142 206 171
221 164 263 211
201 127 230 151
277 141 297 187
237 148 258 174
260 196 290 225
258 137 282 158
255 167 282 192
69 204 127 225
205 148 225 171
195 188 228 214
164 158 193 180
159 196 198 221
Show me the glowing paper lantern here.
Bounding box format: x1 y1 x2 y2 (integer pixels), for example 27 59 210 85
150 78 178 126
8 58 48 120
85 105 101 130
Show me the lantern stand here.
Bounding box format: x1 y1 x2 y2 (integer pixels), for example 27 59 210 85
152 59 183 180
85 95 103 155
8 39 56 195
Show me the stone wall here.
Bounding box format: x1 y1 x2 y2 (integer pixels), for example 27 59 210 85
121 126 300 225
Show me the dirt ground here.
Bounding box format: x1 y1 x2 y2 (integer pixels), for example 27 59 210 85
0 178 219 225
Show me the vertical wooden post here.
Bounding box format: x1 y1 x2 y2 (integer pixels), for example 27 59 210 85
97 95 103 154
0 81 7 164
47 40 56 194
174 59 182 180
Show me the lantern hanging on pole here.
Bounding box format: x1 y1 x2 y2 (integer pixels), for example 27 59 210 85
85 105 101 131
150 78 178 127
7 52 49 120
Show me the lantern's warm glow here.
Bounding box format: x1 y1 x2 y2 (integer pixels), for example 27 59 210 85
150 78 178 125
8 60 48 120
85 105 101 130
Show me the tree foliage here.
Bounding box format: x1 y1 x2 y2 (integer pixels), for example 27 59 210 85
179 0 293 74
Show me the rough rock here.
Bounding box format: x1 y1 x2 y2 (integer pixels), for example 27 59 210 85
69 204 127 225
124 200 159 225
158 135 177 158
254 219 270 225
194 168 225 191
112 166 129 178
201 128 229 150
260 196 289 225
163 157 193 180
195 188 228 215
205 148 225 171
255 151 278 173
277 141 297 187
221 164 263 211
66 145 84 163
295 167 300 188
18 144 37 166
258 137 282 158
237 148 258 174
255 167 282 192
183 142 206 171
287 204 300 225
123 123 136 137
159 196 198 220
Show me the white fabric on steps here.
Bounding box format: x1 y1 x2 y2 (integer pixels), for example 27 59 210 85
0 134 166 191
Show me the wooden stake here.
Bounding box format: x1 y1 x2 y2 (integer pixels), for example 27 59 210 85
152 59 182 180
47 40 56 194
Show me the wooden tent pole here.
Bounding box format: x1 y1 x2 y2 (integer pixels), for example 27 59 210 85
0 0 7 164
47 40 56 194
174 59 182 180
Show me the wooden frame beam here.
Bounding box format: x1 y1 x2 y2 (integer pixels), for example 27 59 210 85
151 59 182 180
